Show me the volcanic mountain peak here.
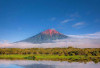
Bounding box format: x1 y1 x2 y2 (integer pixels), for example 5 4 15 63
41 29 61 36
19 29 68 43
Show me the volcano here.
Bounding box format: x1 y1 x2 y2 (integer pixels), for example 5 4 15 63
19 29 68 43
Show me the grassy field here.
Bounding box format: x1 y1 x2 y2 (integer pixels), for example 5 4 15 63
0 54 86 59
0 54 100 62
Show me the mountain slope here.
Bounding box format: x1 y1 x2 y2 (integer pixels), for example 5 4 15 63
19 29 68 43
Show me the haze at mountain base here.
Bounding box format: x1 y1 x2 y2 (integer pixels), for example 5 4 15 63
0 38 100 48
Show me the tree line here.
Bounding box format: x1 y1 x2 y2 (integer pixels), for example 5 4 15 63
0 47 100 56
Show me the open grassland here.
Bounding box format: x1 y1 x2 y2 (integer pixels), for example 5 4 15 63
0 54 100 63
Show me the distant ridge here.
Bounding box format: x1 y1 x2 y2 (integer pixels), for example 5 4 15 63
18 29 68 43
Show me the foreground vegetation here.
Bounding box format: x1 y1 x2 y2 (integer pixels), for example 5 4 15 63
0 54 100 63
0 47 100 63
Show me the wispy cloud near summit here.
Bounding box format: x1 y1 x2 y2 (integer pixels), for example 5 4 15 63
72 22 85 28
61 19 74 23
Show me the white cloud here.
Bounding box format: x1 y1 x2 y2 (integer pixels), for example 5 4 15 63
61 19 74 23
68 32 100 39
0 38 100 48
72 22 85 27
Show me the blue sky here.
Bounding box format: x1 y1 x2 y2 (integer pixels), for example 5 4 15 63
0 0 100 42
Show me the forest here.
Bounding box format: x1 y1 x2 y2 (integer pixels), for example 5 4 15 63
0 47 100 56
